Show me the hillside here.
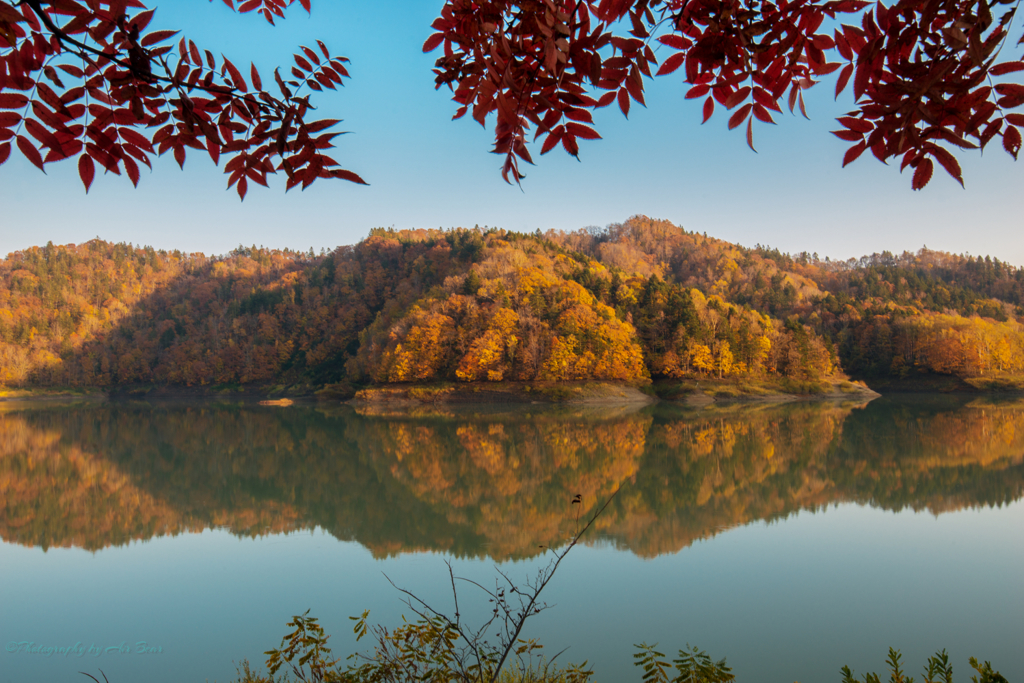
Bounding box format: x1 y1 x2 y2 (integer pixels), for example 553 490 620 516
0 217 1021 391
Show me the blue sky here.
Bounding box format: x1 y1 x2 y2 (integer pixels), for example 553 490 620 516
2 0 1022 264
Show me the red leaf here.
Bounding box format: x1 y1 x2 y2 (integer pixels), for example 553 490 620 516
656 52 686 76
728 103 752 129
831 129 863 141
129 9 156 33
0 93 28 109
702 96 714 124
0 142 10 167
911 158 933 190
835 64 853 99
685 83 710 100
251 63 263 90
837 116 873 133
843 142 867 166
422 33 444 53
237 175 248 200
124 155 140 187
223 58 246 92
753 105 774 124
746 117 755 151
1004 125 1021 160
118 127 155 153
724 86 750 109
79 154 94 192
561 133 579 157
141 30 179 47
16 135 44 171
657 34 689 50
301 46 321 65
989 61 1024 76
541 127 562 155
565 122 601 140
930 147 963 187
617 88 630 117
332 169 368 184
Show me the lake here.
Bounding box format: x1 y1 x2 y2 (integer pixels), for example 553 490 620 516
1 395 1022 683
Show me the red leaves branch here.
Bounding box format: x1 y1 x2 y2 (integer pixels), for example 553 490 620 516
3 0 1022 193
425 0 1024 188
0 0 364 198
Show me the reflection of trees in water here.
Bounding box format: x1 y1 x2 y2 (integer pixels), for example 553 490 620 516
1 397 1022 558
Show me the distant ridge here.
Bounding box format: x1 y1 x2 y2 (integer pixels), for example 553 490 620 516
0 216 1021 389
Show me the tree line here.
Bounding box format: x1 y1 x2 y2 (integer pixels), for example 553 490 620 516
0 217 1021 388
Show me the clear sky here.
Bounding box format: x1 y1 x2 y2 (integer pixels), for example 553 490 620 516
2 0 1022 264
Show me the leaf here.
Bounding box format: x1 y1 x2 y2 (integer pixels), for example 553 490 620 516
831 129 863 141
842 141 867 166
422 33 444 53
686 83 711 100
724 86 751 109
141 30 179 47
0 141 10 167
656 52 686 76
332 169 368 184
1003 125 1021 160
596 91 616 108
78 154 95 192
16 135 44 171
989 61 1024 76
0 93 28 109
728 104 751 129
746 117 756 151
301 46 321 65
930 147 963 187
251 63 263 90
540 127 562 154
912 157 933 190
223 58 246 92
753 105 774 124
617 88 630 118
835 64 853 99
702 96 714 124
565 122 601 140
837 116 873 133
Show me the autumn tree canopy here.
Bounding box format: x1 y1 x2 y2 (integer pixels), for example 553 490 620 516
0 0 1021 193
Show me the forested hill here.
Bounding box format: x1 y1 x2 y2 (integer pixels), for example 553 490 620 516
0 216 1021 390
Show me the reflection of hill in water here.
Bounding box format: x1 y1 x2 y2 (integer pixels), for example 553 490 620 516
1 397 1022 558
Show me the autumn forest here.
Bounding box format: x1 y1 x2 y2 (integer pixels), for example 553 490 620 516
1 215 1023 390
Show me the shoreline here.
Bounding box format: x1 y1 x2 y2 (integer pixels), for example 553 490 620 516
5 375 1024 407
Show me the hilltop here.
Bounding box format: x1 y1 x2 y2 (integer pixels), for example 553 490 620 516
0 217 1021 396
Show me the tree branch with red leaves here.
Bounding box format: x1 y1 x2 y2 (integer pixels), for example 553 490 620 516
2 0 1021 195
424 0 1024 189
0 0 365 199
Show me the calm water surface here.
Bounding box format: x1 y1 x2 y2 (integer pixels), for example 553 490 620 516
1 395 1022 683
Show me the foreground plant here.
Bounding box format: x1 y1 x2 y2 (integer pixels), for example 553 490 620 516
238 493 612 683
633 643 734 683
841 648 1009 683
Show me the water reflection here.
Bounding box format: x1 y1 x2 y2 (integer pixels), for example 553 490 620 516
1 396 1022 558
